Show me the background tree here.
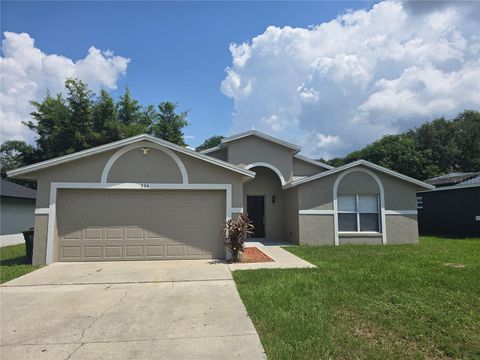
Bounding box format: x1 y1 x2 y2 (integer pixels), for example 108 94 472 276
452 110 480 171
152 102 189 146
92 90 120 145
323 110 480 180
196 135 224 152
0 141 38 187
1 78 190 181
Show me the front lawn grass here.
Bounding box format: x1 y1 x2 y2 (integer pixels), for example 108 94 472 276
233 237 480 359
0 244 40 284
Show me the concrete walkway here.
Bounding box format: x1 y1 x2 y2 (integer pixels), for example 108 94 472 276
228 240 316 271
1 261 266 360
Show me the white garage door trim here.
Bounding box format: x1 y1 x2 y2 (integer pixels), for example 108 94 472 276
45 182 232 264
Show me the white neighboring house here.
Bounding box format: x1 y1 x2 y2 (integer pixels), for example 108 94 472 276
0 179 37 247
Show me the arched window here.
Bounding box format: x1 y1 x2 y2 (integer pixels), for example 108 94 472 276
333 168 387 245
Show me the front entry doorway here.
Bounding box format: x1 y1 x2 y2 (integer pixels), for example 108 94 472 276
247 195 265 238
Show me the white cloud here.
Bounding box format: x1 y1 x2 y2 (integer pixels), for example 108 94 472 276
221 1 480 158
0 32 130 143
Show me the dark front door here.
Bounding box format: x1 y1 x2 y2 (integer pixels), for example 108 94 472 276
247 196 265 238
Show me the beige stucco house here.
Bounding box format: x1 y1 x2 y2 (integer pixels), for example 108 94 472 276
7 131 434 265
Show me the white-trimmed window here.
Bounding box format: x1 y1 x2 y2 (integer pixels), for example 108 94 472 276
338 195 380 232
416 196 423 209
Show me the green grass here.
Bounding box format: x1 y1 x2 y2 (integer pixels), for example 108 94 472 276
0 244 40 284
233 237 480 359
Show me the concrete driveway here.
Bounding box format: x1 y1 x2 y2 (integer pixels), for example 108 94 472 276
0 261 266 360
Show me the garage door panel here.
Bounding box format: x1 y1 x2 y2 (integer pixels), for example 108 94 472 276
84 228 103 240
103 207 128 225
85 207 105 225
61 227 82 240
56 189 225 261
125 245 143 257
105 227 124 240
83 246 102 258
126 227 145 240
105 246 123 258
62 246 81 259
146 245 164 257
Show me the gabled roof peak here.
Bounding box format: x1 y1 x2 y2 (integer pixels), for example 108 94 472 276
284 159 434 190
7 134 255 179
222 130 302 152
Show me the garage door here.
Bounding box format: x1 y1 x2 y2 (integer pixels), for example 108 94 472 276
55 189 226 261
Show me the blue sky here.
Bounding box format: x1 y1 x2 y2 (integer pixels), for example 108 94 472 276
2 1 479 156
1 1 372 148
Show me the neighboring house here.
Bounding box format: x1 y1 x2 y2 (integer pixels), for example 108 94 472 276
7 131 433 265
418 173 480 237
0 179 37 236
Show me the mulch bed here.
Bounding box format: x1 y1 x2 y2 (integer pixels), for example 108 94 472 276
238 247 274 263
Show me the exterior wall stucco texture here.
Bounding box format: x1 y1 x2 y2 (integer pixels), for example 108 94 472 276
205 148 227 161
299 215 334 245
297 165 420 246
226 136 294 182
292 158 326 177
283 188 299 244
107 148 182 183
298 166 419 211
32 214 48 265
386 215 419 244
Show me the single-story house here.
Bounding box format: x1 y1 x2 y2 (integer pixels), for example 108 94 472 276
7 131 434 265
418 173 480 237
1 178 37 236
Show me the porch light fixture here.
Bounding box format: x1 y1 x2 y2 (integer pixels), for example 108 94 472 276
141 147 150 155
272 194 276 204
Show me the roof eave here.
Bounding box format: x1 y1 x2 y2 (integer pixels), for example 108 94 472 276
293 154 334 170
7 134 255 179
222 130 302 152
283 160 435 190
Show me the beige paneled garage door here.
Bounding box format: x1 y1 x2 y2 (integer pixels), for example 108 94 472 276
55 189 226 261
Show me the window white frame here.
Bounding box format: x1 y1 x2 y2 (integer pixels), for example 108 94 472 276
333 168 387 246
416 196 423 209
338 194 380 233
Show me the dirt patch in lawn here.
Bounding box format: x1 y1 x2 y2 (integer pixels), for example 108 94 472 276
239 247 274 263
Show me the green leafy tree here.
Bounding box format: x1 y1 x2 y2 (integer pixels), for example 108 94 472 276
2 79 191 176
196 135 224 152
324 110 480 180
152 102 189 146
26 92 70 159
64 79 95 152
92 90 120 145
0 141 38 187
411 117 456 174
452 110 480 172
117 86 141 125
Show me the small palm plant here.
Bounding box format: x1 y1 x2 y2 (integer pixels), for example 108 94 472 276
223 213 254 262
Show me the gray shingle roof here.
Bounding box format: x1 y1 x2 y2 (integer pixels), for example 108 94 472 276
454 175 480 186
426 172 479 187
0 179 37 199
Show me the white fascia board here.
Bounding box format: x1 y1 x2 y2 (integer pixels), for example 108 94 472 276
222 130 301 152
283 159 435 190
7 134 255 179
293 154 334 170
7 134 146 178
199 145 223 154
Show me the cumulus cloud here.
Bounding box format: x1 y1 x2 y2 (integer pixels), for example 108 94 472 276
0 32 130 142
221 1 480 158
